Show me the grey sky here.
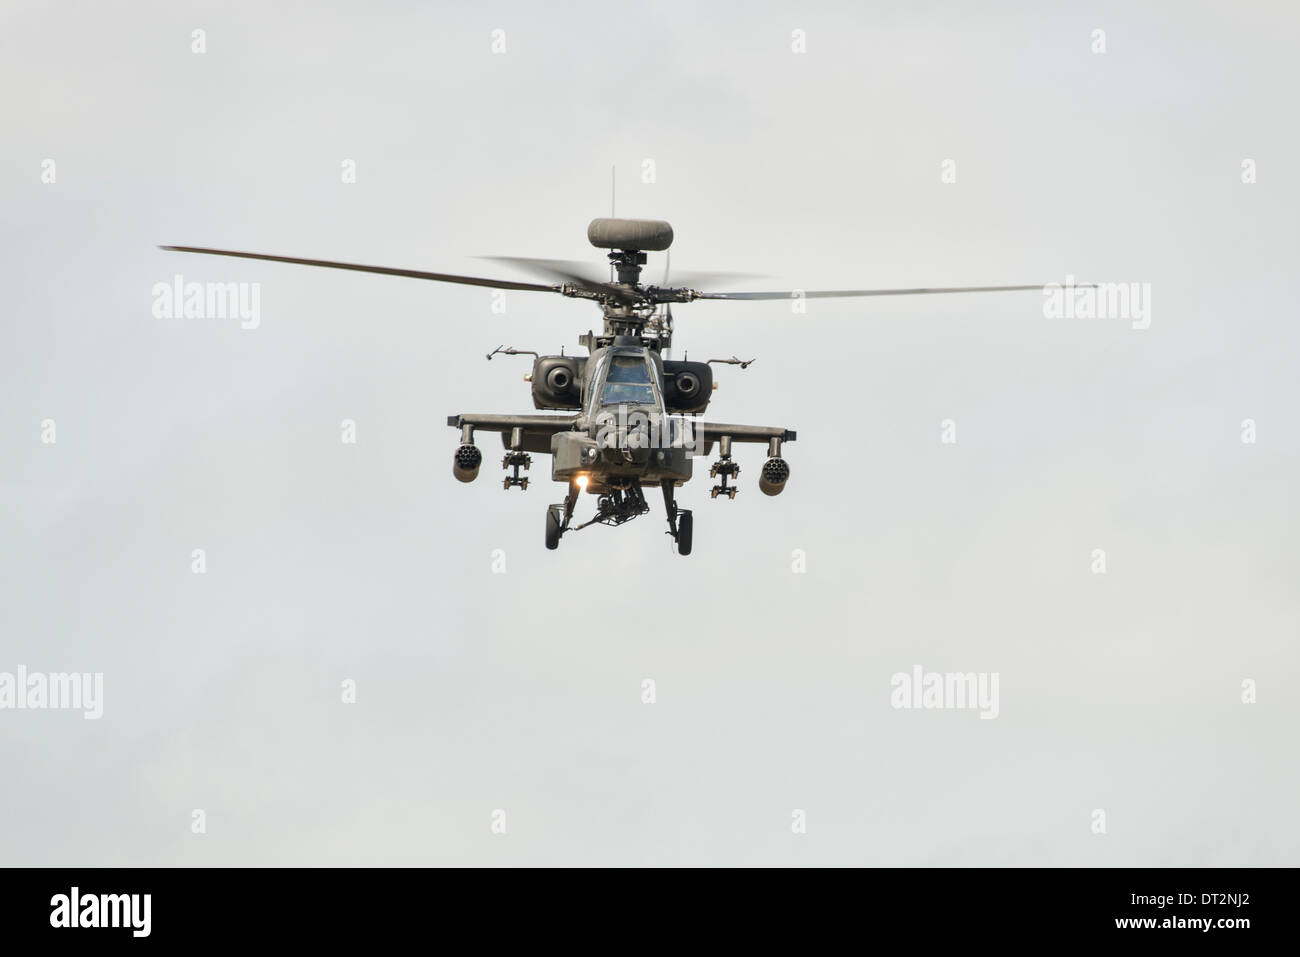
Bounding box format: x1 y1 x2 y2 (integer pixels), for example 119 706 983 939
2 0 1297 865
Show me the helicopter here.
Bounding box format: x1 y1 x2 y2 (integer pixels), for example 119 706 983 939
161 218 1048 555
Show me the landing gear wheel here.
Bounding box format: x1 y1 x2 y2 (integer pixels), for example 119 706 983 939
545 504 563 550
676 510 693 556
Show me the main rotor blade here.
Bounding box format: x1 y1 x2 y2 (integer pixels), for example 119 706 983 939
668 269 767 287
481 256 762 301
694 284 1050 301
656 248 764 287
478 255 608 288
159 246 559 293
477 255 640 304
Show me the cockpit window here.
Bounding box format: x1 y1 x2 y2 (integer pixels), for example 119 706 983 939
600 355 655 405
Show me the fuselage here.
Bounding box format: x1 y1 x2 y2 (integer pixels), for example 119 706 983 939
550 340 694 492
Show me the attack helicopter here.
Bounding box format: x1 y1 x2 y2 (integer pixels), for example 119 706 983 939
162 219 1047 555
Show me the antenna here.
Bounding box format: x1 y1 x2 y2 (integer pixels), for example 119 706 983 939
610 165 616 282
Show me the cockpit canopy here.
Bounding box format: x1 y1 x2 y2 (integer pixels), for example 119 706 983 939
599 353 656 407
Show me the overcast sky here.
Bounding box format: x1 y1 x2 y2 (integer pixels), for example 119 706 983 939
2 0 1297 865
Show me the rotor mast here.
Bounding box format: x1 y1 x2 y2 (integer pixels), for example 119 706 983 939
585 218 674 348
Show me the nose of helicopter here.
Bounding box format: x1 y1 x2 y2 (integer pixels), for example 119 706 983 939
597 419 654 466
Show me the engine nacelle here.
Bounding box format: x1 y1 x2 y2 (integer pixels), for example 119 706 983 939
453 444 482 483
758 457 790 496
531 356 585 410
661 360 712 414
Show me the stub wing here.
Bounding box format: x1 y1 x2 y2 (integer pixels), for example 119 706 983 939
693 421 796 455
694 422 796 443
447 413 580 453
